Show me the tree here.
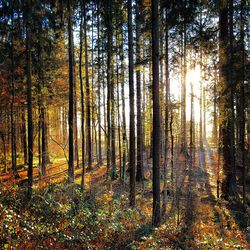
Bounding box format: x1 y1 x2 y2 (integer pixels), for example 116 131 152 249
152 0 161 227
10 3 17 178
26 0 33 198
97 0 102 167
162 4 169 218
136 0 143 182
83 0 92 171
239 0 246 209
219 0 237 199
79 0 85 189
128 0 135 207
105 0 111 175
67 0 75 182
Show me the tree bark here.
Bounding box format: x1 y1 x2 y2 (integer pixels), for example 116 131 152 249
79 2 85 190
105 0 111 174
97 1 102 167
152 0 161 227
83 0 92 171
136 1 143 182
128 0 135 206
26 0 33 198
162 6 169 218
219 0 237 198
67 0 75 182
239 0 246 208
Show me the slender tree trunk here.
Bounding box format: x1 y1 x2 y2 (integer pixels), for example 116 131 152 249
105 0 111 175
22 109 28 165
26 0 33 198
67 0 75 182
41 107 46 176
97 1 102 167
136 1 143 182
79 2 85 189
115 42 122 178
213 78 218 146
10 7 17 177
240 0 246 208
128 0 135 206
91 2 96 165
83 1 92 171
1 133 7 173
38 31 47 177
162 7 169 218
120 35 127 181
190 82 194 147
38 105 41 175
181 22 187 153
44 110 50 164
152 0 161 227
203 87 206 140
199 48 203 149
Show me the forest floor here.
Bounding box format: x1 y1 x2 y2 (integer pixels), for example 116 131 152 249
0 144 249 249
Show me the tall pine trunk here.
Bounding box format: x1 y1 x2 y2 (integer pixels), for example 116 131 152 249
83 1 92 171
152 0 161 227
79 2 85 189
136 1 143 182
162 6 169 218
67 0 75 182
26 0 33 198
128 0 135 206
97 1 102 167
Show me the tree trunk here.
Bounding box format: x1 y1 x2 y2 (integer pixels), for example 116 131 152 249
41 107 46 176
67 0 75 182
79 2 85 189
199 47 203 149
97 1 102 167
136 1 143 182
120 34 127 181
1 133 7 173
190 82 194 147
219 0 237 198
181 22 187 153
22 109 28 165
152 0 161 227
162 6 169 218
128 0 135 206
10 7 17 177
203 86 206 141
239 0 246 208
26 0 33 198
83 0 92 171
213 78 218 146
105 0 111 175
